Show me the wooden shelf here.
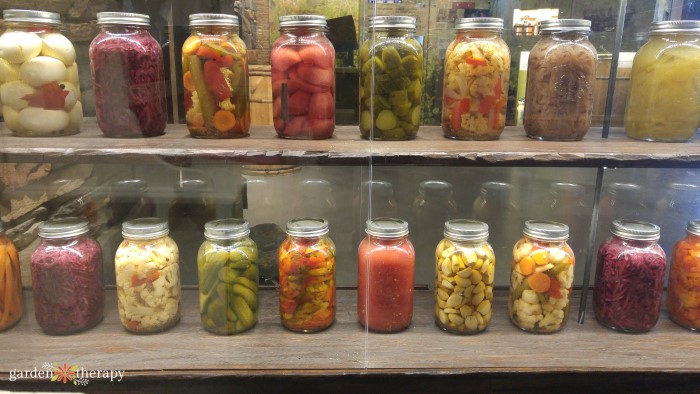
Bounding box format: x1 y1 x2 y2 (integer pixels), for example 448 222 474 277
1 120 699 167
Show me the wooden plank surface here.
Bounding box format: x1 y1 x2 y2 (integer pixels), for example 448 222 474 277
0 288 698 379
1 120 699 167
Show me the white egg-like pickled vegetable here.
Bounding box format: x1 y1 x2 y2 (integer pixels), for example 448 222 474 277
0 80 35 110
20 56 67 87
60 81 79 110
40 33 76 66
65 100 83 133
0 58 20 82
0 31 42 64
65 63 79 88
18 107 70 134
2 105 26 133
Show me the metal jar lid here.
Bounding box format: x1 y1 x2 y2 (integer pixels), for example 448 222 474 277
523 220 569 241
362 180 394 198
286 217 329 237
669 183 699 194
113 179 147 194
3 9 61 25
97 12 150 26
300 179 332 193
650 20 700 34
122 217 169 239
419 180 452 196
480 181 512 197
688 220 700 237
174 179 210 192
550 182 585 197
455 17 503 30
611 219 660 241
39 217 89 239
204 218 250 240
368 16 416 30
539 19 591 33
444 219 488 242
190 13 239 27
365 217 409 238
279 15 327 28
608 182 641 197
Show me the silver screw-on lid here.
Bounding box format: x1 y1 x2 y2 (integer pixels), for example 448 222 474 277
611 219 660 241
190 13 239 27
39 217 89 239
365 217 409 238
204 218 250 240
3 9 61 24
286 217 329 237
539 19 591 33
97 12 150 26
523 220 569 241
444 219 488 241
455 17 503 30
279 15 327 28
368 16 416 30
650 20 700 34
419 180 453 196
122 217 169 239
687 220 700 237
608 182 641 197
480 181 512 197
550 182 585 197
362 180 394 198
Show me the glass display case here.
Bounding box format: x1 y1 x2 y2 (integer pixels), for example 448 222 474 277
0 0 699 391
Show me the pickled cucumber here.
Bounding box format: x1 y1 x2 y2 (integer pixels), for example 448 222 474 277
376 110 398 130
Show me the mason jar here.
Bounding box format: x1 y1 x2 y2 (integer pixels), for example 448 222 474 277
198 219 258 335
594 220 666 332
667 220 700 331
359 16 422 140
435 220 494 334
278 218 335 332
30 218 103 334
509 220 575 333
115 218 180 333
0 222 23 331
442 18 510 140
90 12 167 137
271 15 335 139
0 9 82 136
183 13 250 138
523 19 596 141
625 21 700 142
358 218 415 333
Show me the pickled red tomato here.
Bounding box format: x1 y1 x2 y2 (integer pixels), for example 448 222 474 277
271 37 335 139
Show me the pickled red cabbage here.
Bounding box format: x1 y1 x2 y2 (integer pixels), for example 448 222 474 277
593 236 666 332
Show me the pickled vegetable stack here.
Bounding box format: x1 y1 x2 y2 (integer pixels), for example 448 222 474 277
667 220 700 331
279 218 336 332
0 9 82 136
509 221 574 333
442 18 510 140
359 16 423 140
271 15 335 139
0 223 22 331
183 13 250 138
435 220 494 334
198 219 259 335
116 218 181 333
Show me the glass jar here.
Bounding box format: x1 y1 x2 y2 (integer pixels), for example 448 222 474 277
358 218 415 332
115 218 180 333
294 179 337 219
197 219 258 335
596 182 647 250
30 217 103 334
472 181 520 266
655 183 700 255
442 18 510 140
543 183 588 257
523 19 597 141
509 220 575 333
0 9 82 136
89 12 167 138
271 15 335 139
183 13 250 138
594 220 666 332
107 179 156 226
352 180 399 248
0 222 23 331
359 16 423 140
668 220 700 330
278 218 335 332
624 21 700 142
435 220 494 334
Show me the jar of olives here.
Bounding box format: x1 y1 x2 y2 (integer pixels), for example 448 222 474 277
198 219 258 335
359 16 423 140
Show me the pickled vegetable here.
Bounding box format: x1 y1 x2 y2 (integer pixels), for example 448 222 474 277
183 27 250 138
509 237 575 333
359 36 423 140
0 233 22 331
435 238 494 334
278 235 335 332
442 33 510 140
115 236 181 333
198 237 258 335
668 231 700 330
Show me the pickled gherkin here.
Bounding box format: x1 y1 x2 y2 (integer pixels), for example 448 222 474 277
359 16 423 140
197 219 258 335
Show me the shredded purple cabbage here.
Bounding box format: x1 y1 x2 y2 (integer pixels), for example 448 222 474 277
30 237 104 334
593 236 666 332
90 28 167 137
